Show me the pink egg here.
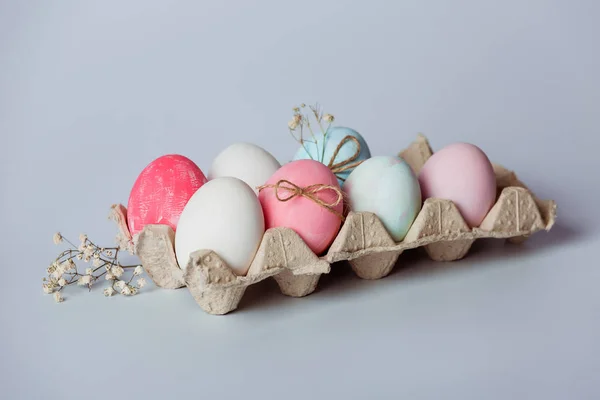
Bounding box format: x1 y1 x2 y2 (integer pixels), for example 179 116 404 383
258 160 343 255
418 143 496 227
127 154 207 236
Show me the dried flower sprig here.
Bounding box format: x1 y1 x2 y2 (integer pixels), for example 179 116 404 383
43 232 146 303
288 103 335 164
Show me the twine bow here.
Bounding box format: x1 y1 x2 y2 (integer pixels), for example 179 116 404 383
257 179 345 221
327 135 364 181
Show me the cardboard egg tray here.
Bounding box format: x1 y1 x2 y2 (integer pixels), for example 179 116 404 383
110 134 556 315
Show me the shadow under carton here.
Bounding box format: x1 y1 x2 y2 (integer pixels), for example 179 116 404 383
109 134 556 315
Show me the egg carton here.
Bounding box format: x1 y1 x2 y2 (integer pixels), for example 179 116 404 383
110 134 556 315
324 134 557 278
110 203 330 315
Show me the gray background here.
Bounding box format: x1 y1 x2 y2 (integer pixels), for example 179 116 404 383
1 1 599 399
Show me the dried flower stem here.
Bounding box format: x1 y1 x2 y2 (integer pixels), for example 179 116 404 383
288 102 334 163
43 233 146 302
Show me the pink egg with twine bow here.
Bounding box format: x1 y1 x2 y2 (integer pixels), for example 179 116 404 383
258 159 344 255
127 154 207 236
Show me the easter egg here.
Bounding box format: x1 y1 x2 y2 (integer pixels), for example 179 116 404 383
208 142 281 194
127 155 207 237
175 177 265 275
343 156 422 242
418 143 496 227
258 159 343 255
292 126 371 186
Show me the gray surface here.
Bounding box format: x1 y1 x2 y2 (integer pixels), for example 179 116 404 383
1 1 599 399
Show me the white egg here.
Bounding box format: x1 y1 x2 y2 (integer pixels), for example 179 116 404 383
175 177 265 275
208 142 281 194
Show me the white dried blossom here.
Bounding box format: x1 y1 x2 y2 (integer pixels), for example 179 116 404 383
93 252 100 259
114 280 126 290
104 287 115 297
112 265 124 278
133 266 143 276
42 284 52 294
79 233 87 243
85 268 93 275
136 278 146 288
58 278 67 287
121 285 132 296
53 232 63 245
106 250 113 257
84 245 94 258
323 113 335 123
84 256 91 263
92 258 102 268
77 275 92 286
53 292 64 303
51 267 64 280
61 260 73 272
288 118 299 130
76 254 83 260
78 243 86 252
105 272 115 281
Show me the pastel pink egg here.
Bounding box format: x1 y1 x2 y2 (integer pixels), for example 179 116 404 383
258 159 343 255
418 143 496 227
127 154 207 236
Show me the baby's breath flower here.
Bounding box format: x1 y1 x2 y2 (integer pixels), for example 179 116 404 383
53 292 64 303
84 245 94 258
288 119 299 130
78 275 92 286
323 113 335 123
53 232 63 245
44 232 142 304
51 266 64 280
112 266 124 278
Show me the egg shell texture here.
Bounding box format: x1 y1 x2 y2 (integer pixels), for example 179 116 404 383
418 143 496 227
258 159 343 255
208 142 281 194
174 177 265 276
292 127 371 187
342 156 422 242
127 155 207 236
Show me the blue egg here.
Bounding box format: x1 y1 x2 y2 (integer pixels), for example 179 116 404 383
292 127 371 187
342 156 422 242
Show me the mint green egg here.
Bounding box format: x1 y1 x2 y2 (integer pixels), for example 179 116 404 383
342 156 422 241
292 127 371 187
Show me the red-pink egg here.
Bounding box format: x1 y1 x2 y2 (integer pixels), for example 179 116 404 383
127 154 207 236
258 160 343 255
418 143 496 227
